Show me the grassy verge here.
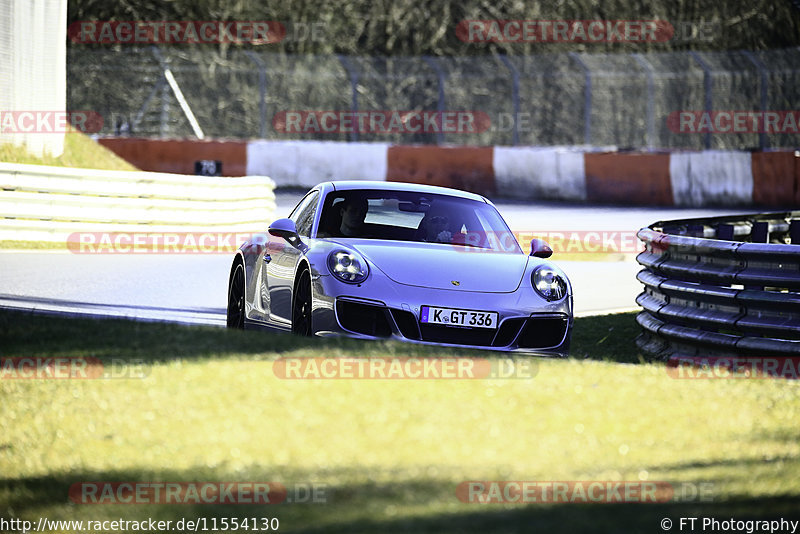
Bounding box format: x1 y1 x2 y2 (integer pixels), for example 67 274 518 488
0 131 136 171
1 310 799 533
570 311 646 363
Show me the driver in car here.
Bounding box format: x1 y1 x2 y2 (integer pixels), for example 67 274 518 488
419 213 453 243
339 196 369 237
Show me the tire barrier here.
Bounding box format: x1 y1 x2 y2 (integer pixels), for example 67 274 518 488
635 212 800 360
0 162 276 243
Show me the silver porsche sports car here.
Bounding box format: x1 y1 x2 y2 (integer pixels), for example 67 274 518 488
227 181 573 355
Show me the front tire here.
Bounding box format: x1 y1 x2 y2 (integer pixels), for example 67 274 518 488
227 261 245 329
292 268 312 336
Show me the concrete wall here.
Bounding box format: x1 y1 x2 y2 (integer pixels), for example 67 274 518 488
246 140 388 187
98 137 800 207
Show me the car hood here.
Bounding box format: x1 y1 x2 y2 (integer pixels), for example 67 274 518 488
349 240 528 293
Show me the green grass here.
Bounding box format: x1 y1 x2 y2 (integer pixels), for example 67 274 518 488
569 311 647 363
0 131 136 171
1 310 799 533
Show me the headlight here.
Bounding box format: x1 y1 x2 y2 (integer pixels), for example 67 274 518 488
327 249 369 284
532 265 567 301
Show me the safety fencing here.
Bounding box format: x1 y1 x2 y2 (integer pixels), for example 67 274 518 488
636 212 800 360
67 47 800 150
0 162 276 243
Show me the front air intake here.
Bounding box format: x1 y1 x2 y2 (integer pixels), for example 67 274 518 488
335 300 392 338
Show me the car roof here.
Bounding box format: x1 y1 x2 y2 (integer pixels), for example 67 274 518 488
323 180 488 203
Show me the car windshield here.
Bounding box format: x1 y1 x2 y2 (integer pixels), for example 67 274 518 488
316 189 522 253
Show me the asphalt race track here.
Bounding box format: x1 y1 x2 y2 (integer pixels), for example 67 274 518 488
0 191 754 326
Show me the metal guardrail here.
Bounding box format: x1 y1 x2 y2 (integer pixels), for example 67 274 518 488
635 212 800 360
0 162 276 242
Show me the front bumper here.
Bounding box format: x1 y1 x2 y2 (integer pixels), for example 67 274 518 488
311 272 572 356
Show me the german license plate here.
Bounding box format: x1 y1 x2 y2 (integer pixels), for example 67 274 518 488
420 306 498 328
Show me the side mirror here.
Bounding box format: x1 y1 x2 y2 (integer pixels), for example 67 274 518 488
268 217 298 239
530 238 553 258
268 218 308 253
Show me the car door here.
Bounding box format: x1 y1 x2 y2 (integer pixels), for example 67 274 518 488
264 190 320 325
